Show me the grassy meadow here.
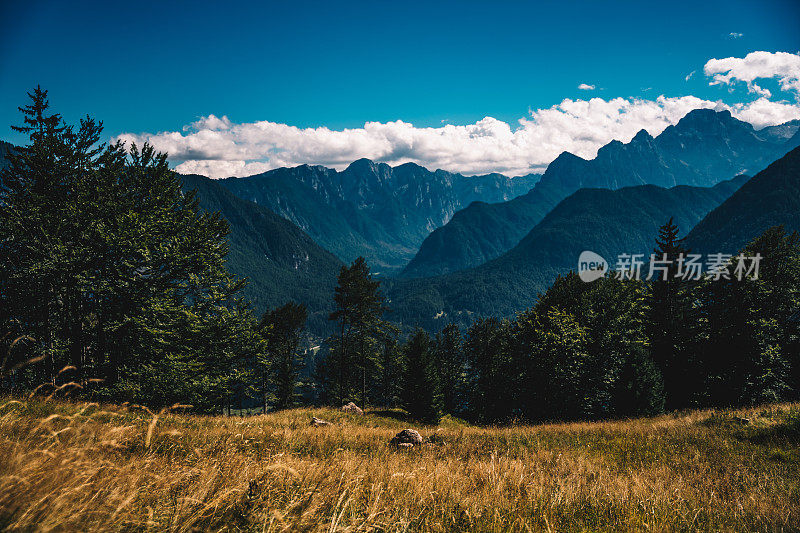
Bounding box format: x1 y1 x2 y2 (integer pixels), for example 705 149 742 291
1 397 799 532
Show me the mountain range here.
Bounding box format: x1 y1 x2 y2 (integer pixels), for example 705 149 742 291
400 110 800 279
217 160 539 273
386 174 751 329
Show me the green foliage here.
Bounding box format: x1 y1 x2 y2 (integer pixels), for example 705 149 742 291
0 87 264 412
613 346 665 417
518 308 590 421
374 324 401 407
647 218 699 410
743 322 788 405
433 323 467 416
400 330 442 424
258 302 308 410
326 257 389 406
463 317 515 424
530 274 664 419
181 174 341 338
2 90 799 424
387 176 748 331
696 226 800 406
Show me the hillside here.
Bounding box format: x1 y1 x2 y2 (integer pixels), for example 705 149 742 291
2 396 798 531
401 110 800 278
0 141 14 189
181 174 342 335
0 141 12 173
218 160 539 273
388 176 748 328
686 145 800 255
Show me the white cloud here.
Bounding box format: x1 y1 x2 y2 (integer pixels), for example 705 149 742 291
727 96 800 128
578 83 595 90
704 51 800 98
729 32 744 39
117 52 800 179
186 114 233 131
685 70 695 81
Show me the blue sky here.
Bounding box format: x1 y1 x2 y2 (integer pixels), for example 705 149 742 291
1 0 799 177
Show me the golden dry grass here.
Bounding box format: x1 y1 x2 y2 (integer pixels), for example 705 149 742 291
0 397 798 532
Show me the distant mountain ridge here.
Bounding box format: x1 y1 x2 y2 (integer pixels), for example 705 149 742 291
400 110 800 279
388 174 750 329
217 160 540 273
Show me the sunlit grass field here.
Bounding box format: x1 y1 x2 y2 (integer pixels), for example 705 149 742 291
1 397 798 531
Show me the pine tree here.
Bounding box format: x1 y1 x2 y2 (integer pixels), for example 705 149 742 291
327 257 387 407
259 302 307 411
518 308 589 421
375 324 401 407
530 273 663 419
742 319 789 404
612 345 665 417
740 227 800 403
433 323 466 416
400 330 442 424
698 226 799 405
0 86 103 386
647 218 697 410
464 317 514 423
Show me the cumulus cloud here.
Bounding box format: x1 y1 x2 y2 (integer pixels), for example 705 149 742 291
685 70 695 81
187 114 233 131
578 83 595 90
729 32 744 39
727 96 800 128
704 51 800 99
117 52 800 179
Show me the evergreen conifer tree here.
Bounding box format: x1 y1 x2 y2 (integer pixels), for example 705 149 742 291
327 257 387 406
647 218 697 409
259 302 307 410
401 329 442 424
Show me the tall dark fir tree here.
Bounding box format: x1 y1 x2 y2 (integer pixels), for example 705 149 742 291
327 257 388 407
401 330 442 424
646 218 698 409
433 323 466 416
259 302 308 411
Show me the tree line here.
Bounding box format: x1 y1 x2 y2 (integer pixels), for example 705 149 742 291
318 219 800 424
2 88 799 423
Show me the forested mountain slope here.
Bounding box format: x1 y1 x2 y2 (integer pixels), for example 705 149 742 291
181 174 342 335
0 141 12 172
686 144 800 255
388 175 749 329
